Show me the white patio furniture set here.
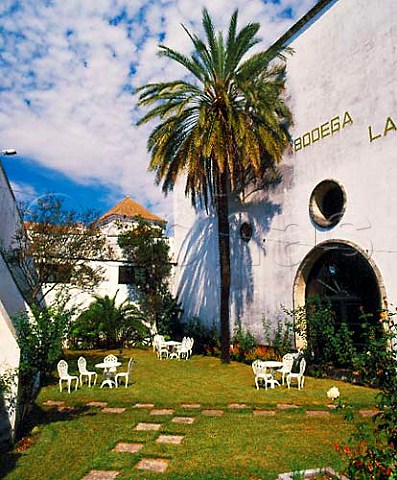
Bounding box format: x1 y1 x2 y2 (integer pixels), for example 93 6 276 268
57 355 134 393
153 334 194 360
252 353 306 391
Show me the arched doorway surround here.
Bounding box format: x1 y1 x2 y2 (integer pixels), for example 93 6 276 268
293 240 387 350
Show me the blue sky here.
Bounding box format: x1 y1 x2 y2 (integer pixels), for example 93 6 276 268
0 0 317 221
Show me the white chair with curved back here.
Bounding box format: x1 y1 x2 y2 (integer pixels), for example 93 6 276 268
277 353 295 385
77 356 97 388
158 346 169 360
115 358 134 388
57 360 79 394
186 337 194 358
287 357 306 390
152 334 165 353
175 337 190 360
103 354 118 369
252 360 274 390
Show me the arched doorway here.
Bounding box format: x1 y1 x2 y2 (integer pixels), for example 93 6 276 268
294 241 386 351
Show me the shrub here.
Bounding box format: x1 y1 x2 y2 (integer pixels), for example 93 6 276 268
336 312 397 478
14 301 74 435
15 303 73 382
243 345 279 362
182 317 219 356
155 291 184 339
69 293 150 349
230 326 258 363
272 319 294 357
284 296 361 370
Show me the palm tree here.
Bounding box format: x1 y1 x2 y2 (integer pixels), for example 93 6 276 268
71 292 149 349
136 9 292 363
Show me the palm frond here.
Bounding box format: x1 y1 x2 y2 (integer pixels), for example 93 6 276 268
136 8 293 209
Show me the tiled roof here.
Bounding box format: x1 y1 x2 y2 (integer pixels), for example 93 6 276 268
99 195 165 224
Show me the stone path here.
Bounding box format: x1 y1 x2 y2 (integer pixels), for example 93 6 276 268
82 470 119 480
39 399 373 478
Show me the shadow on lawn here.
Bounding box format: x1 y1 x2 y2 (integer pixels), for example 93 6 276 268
0 403 95 479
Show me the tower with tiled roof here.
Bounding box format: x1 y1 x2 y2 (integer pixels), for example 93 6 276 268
98 195 165 227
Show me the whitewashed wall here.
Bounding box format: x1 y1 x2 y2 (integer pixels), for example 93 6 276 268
44 220 140 314
0 162 29 447
172 0 397 340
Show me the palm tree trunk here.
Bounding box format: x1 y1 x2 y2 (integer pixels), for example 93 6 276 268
216 171 231 363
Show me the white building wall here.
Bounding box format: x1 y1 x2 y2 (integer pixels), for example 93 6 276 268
0 161 30 447
173 0 397 340
45 220 141 314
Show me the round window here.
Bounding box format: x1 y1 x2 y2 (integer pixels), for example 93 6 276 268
309 180 346 228
240 222 252 242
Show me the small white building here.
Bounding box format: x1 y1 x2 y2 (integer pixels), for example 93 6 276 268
0 161 33 450
172 0 397 344
46 195 167 314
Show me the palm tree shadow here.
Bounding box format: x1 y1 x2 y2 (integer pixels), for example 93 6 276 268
175 197 282 328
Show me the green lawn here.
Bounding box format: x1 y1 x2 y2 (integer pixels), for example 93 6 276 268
0 348 378 479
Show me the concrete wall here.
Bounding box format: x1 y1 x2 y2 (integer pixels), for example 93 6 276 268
172 0 397 341
0 161 30 449
0 297 20 450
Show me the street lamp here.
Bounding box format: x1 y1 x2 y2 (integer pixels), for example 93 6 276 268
1 149 17 156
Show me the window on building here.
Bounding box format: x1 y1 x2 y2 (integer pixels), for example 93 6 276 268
309 179 346 228
47 264 72 283
118 265 135 284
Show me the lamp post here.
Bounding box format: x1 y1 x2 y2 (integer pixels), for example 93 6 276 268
1 149 17 156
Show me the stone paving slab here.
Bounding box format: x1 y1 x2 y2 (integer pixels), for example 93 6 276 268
135 458 169 473
181 403 201 408
156 434 184 445
359 409 378 417
113 442 144 453
150 408 174 415
133 403 155 409
172 416 195 424
87 402 108 407
81 470 119 480
277 403 299 410
135 422 162 431
101 407 126 414
306 410 330 417
228 403 249 409
253 409 276 416
57 406 77 413
43 400 65 406
202 409 224 416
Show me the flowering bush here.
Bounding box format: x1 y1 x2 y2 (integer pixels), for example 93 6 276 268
335 432 397 479
327 386 340 401
336 312 397 478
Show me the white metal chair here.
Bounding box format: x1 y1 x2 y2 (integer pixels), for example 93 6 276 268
252 360 275 390
287 358 306 390
57 360 79 394
103 354 118 371
100 354 119 388
77 356 97 387
277 353 295 385
115 358 134 388
152 334 165 352
158 344 169 360
186 337 194 358
175 337 190 360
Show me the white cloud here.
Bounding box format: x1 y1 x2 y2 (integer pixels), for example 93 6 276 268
9 180 37 204
0 0 317 220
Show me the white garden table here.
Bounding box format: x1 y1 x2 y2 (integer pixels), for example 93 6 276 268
262 360 284 388
164 340 182 358
95 361 121 388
